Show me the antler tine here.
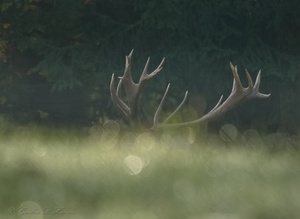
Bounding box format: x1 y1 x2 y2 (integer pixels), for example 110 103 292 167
152 83 189 129
230 62 243 92
249 70 271 99
245 69 254 89
121 50 138 104
128 49 134 58
153 83 171 127
230 62 254 94
125 49 134 78
110 50 165 123
147 58 165 77
162 90 188 124
110 73 130 119
118 49 134 92
116 76 123 96
139 57 165 84
209 95 224 112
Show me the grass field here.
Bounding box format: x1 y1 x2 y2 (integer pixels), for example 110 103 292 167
0 123 300 219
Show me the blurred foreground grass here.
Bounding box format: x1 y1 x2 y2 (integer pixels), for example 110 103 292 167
0 122 300 219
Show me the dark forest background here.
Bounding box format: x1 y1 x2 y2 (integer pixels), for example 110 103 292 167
0 0 299 134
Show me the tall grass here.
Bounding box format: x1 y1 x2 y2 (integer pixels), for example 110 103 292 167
0 122 300 219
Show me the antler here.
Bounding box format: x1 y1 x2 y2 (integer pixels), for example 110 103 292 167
110 50 270 129
110 49 165 125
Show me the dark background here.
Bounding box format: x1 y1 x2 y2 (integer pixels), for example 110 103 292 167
0 0 299 134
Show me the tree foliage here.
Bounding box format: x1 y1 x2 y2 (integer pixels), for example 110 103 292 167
0 0 299 131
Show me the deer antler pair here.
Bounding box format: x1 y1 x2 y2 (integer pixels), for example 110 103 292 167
110 50 270 129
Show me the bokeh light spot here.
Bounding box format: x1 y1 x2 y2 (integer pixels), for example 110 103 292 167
124 155 143 175
136 132 156 151
219 124 238 142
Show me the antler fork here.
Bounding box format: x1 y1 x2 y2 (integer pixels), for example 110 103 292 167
110 50 164 125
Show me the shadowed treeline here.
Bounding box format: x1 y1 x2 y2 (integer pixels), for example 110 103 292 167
0 0 299 133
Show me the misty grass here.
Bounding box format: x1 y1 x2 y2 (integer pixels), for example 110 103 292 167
0 124 300 219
